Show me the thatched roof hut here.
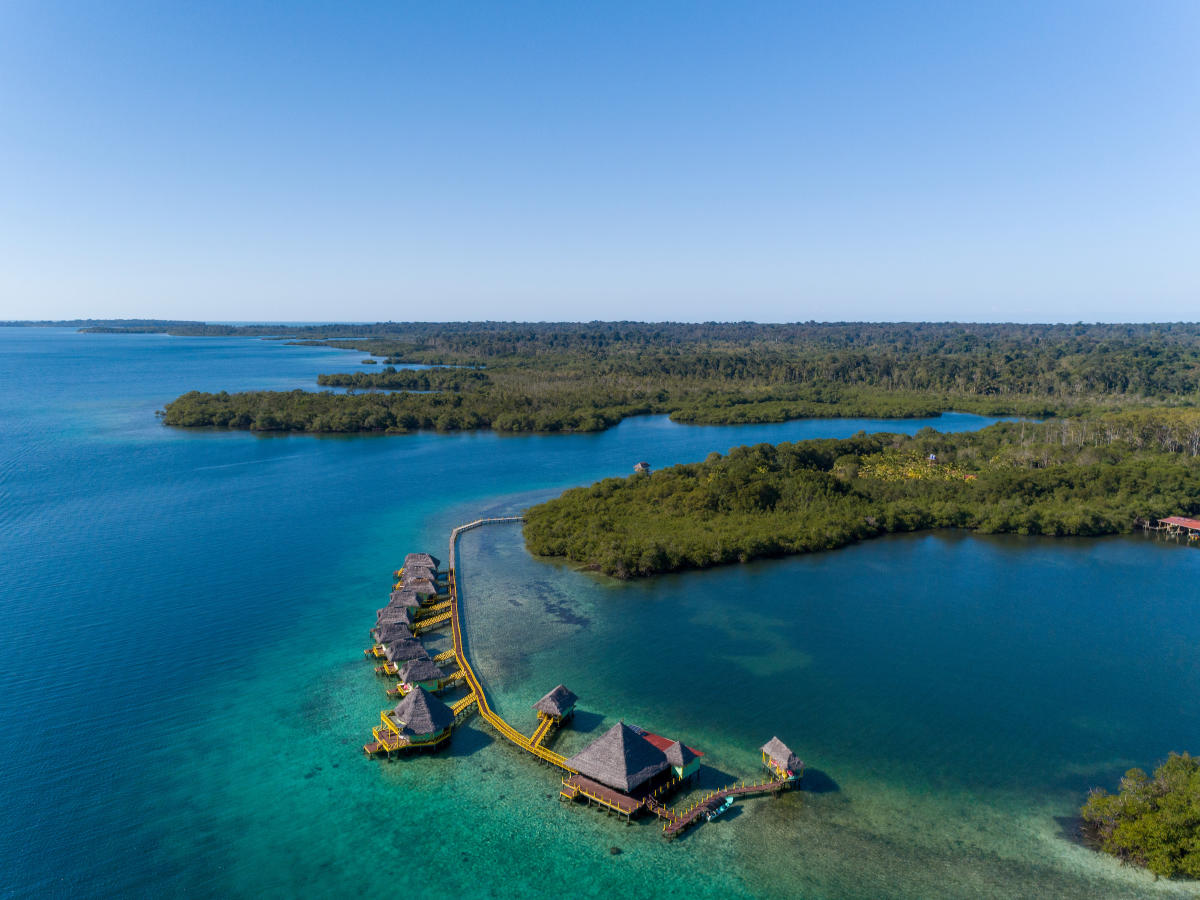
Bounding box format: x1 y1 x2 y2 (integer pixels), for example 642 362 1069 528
533 685 577 719
399 657 445 685
375 606 415 629
404 552 440 571
389 685 454 737
372 620 413 644
403 578 438 599
761 736 802 774
663 740 699 770
565 722 669 793
388 589 421 608
384 639 432 664
402 565 437 584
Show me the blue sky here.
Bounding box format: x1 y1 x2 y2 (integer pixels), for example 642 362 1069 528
1 1 1197 322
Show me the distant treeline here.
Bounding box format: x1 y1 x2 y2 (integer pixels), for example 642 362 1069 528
148 321 1200 434
315 367 489 392
522 410 1200 577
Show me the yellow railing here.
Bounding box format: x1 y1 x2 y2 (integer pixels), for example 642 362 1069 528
445 525 577 773
411 609 452 633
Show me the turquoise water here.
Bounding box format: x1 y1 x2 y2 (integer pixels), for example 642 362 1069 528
3 326 1199 898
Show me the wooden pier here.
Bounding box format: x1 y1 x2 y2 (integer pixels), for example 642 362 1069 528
445 518 576 771
361 515 802 840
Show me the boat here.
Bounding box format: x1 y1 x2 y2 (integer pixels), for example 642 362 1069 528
705 796 734 821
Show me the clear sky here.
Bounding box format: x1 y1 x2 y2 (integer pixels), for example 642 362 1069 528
1 1 1197 323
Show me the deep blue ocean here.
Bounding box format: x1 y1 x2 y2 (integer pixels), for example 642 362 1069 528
3 327 1199 899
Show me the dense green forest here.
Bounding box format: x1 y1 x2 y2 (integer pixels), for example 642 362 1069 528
145 321 1200 434
1081 753 1200 878
522 410 1200 577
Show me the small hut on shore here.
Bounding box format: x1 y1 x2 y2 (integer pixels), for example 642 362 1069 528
761 736 803 779
533 685 577 723
399 658 445 692
404 552 440 572
634 461 651 475
566 722 670 794
383 685 454 748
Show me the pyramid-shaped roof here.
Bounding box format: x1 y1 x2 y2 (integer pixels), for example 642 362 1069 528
404 552 440 571
390 685 453 736
399 657 445 684
533 685 577 717
663 739 698 768
389 589 421 607
566 722 669 793
402 565 437 583
383 638 431 664
404 578 438 597
761 736 802 772
374 609 417 628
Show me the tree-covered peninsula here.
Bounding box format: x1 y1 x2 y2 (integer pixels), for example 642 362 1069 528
522 411 1200 577
1081 753 1200 878
150 321 1200 434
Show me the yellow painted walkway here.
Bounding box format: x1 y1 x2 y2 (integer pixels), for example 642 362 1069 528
447 518 576 773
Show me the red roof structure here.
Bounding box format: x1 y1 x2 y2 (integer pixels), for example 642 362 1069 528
1160 516 1200 531
637 730 704 758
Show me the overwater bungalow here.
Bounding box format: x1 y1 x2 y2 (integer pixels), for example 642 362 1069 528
402 578 439 600
628 726 704 781
662 741 701 781
374 607 415 632
401 565 439 584
404 552 440 572
375 685 454 751
388 589 422 611
566 722 670 794
761 736 803 780
399 657 445 692
384 638 432 665
371 621 413 647
533 685 577 723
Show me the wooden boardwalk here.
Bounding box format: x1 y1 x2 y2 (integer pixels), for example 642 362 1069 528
363 515 800 839
446 518 576 772
660 776 795 839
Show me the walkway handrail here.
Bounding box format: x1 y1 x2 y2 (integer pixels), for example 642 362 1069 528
447 516 576 773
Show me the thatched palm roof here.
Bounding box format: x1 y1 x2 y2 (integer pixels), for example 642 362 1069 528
402 565 437 583
389 590 420 608
533 685 577 717
404 578 438 597
384 639 431 664
376 606 414 628
404 553 440 571
390 685 454 736
663 740 698 769
372 620 412 643
565 722 669 793
761 736 802 772
399 658 445 684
